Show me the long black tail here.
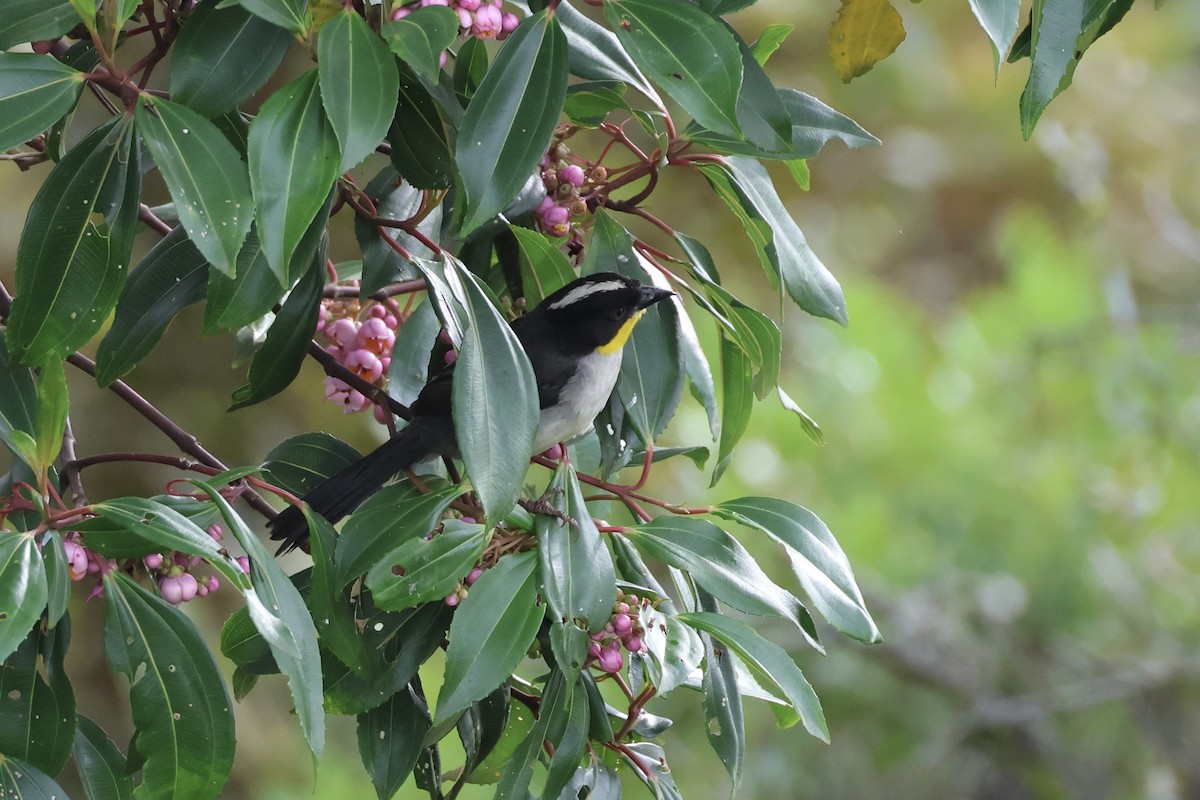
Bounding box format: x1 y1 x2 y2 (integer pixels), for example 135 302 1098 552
268 417 454 554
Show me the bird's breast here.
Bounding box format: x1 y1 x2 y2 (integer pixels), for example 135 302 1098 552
533 350 623 453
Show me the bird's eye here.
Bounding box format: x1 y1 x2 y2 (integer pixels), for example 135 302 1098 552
607 307 625 321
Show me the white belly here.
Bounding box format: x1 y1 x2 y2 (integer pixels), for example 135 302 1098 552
533 351 623 454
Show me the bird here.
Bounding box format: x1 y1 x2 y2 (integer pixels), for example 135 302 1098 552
268 271 674 553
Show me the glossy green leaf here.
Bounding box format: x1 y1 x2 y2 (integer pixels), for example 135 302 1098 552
136 96 253 277
0 623 75 776
584 213 683 443
713 497 881 643
366 519 488 611
778 386 823 446
103 572 236 799
450 259 539 523
0 1 78 49
0 331 37 463
729 30 791 153
700 611 745 790
228 254 324 410
220 0 307 34
509 226 575 307
381 5 458 82
219 608 278 675
191 481 325 758
493 670 564 799
303 507 377 678
0 53 84 152
32 361 68 472
41 531 69 626
556 0 659 105
536 463 616 631
357 169 437 296
66 0 95 27
677 291 720 441
453 35 489 102
605 0 743 137
337 479 461 585
388 63 455 189
454 686 510 790
0 533 47 664
1019 0 1085 138
357 684 430 800
0 755 70 799
455 9 568 234
563 81 630 127
171 0 293 117
542 681 591 800
7 115 141 366
687 88 879 161
95 226 208 386
319 9 399 172
260 432 361 497
713 333 753 484
74 715 134 800
387 300 438 407
678 611 828 741
751 23 794 66
436 551 542 725
699 157 847 325
969 0 1020 73
248 69 341 281
625 517 817 639
75 497 247 584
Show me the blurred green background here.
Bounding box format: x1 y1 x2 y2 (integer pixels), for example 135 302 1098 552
4 0 1200 798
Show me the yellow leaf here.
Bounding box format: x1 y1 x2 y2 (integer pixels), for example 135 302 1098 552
309 0 344 33
829 0 907 83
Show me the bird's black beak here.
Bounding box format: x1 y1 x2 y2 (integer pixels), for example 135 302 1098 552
637 285 674 310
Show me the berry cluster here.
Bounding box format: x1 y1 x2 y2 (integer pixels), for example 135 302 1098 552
391 0 519 42
587 592 648 674
60 524 249 606
316 299 398 417
535 143 598 238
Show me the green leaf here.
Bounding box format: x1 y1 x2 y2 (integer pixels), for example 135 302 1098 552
542 681 591 800
699 607 745 791
698 157 847 325
170 0 293 117
455 9 568 234
41 531 70 626
712 333 752 484
0 533 47 664
248 69 341 281
712 497 881 643
678 611 828 741
102 572 236 799
66 0 95 28
381 5 458 82
388 63 455 189
0 623 75 776
228 252 324 410
509 226 576 307
728 29 791 153
1019 0 1085 138
0 1 78 50
563 81 630 127
625 517 818 642
219 607 278 675
449 259 539 523
453 36 489 102
493 670 564 799
221 0 308 35
73 715 135 800
676 295 719 441
536 463 616 631
387 300 438 407
556 0 659 105
356 169 437 296
436 551 542 725
135 95 254 277
7 115 141 366
777 386 823 446
357 684 431 800
604 0 743 137
0 330 37 463
32 361 68 472
95 226 208 386
0 755 70 799
319 9 399 172
750 23 794 66
366 520 489 611
75 496 239 572
303 508 377 678
0 53 84 152
583 213 683 443
968 0 1020 74
337 479 461 585
192 482 325 758
260 432 361 498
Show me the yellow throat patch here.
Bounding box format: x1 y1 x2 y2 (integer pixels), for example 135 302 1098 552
596 309 645 355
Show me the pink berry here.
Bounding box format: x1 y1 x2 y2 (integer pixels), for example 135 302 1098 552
541 443 563 460
391 6 411 19
466 567 484 585
444 593 460 607
598 647 623 673
458 0 480 9
615 602 630 614
588 642 602 658
368 304 388 319
385 314 398 328
613 613 633 635
499 12 518 36
160 576 184 605
207 524 223 542
178 573 199 603
443 350 457 365
207 575 220 593
237 556 251 574
560 164 586 188
460 516 476 524
143 552 164 571
624 636 644 653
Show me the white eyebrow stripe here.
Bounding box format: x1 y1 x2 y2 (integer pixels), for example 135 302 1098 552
548 280 627 310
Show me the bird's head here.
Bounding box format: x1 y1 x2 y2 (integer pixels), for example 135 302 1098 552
534 272 674 355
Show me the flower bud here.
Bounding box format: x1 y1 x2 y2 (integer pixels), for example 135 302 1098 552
613 613 633 635
143 552 164 571
597 647 624 673
237 556 251 574
624 636 645 653
466 567 484 585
